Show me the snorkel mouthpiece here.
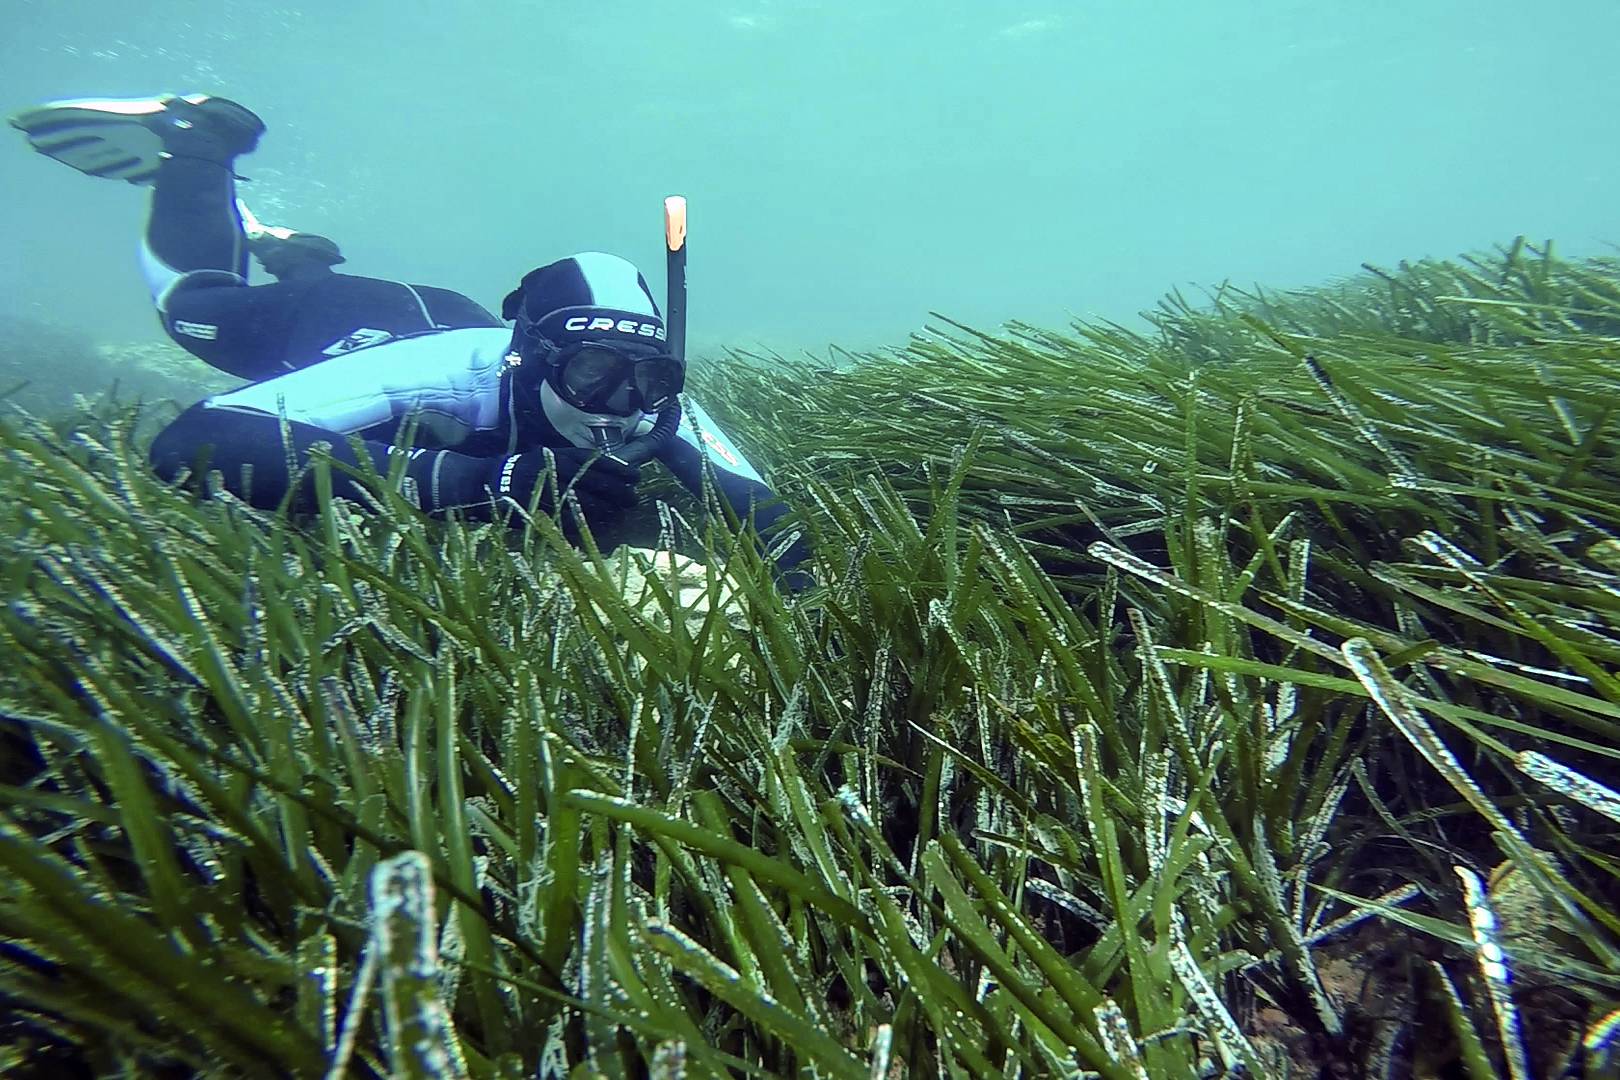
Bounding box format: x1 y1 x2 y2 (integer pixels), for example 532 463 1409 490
608 401 681 466
587 421 623 451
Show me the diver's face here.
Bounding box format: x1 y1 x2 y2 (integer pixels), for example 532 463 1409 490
574 372 638 416
538 380 646 449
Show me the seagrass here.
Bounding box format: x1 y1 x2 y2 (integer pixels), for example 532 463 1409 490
0 238 1615 1077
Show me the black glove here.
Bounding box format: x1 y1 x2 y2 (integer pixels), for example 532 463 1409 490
492 447 641 520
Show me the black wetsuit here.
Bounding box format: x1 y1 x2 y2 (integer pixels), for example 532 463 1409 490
147 152 501 380
165 271 502 379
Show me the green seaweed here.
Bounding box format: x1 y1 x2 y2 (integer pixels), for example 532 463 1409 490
0 239 1615 1077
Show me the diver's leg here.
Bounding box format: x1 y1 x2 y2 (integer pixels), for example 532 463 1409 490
9 93 262 285
126 98 294 377
157 284 294 380
135 97 265 303
8 93 267 357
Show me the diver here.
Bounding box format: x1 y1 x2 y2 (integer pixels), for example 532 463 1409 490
10 93 811 586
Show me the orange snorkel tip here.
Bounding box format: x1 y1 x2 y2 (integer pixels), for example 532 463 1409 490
664 195 687 253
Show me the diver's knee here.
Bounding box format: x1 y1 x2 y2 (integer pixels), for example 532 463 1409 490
153 268 243 335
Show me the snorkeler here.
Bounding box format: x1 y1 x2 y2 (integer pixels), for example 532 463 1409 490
10 93 810 586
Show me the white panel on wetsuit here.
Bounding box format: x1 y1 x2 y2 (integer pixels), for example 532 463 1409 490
204 327 513 445
675 397 765 485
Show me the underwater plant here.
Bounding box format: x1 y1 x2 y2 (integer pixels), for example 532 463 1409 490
0 239 1615 1078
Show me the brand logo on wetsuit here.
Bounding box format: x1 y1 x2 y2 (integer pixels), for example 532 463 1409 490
173 320 219 341
322 328 395 356
563 316 666 341
699 429 740 467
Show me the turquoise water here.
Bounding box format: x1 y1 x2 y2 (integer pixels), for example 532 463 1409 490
1 0 1617 357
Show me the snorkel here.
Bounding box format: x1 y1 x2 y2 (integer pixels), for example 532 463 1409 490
606 195 687 468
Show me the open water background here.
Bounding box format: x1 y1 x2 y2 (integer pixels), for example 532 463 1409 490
1 0 1617 358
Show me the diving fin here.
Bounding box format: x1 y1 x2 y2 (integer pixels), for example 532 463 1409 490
9 93 262 185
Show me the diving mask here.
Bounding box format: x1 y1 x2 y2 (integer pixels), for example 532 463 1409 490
519 327 684 416
548 340 684 415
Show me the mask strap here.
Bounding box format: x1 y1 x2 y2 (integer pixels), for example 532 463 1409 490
518 320 560 365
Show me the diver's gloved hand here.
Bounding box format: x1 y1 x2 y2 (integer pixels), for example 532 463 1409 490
493 447 641 520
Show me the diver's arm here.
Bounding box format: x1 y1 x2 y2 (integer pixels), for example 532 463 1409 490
150 403 438 513
162 327 524 515
656 397 812 582
149 401 634 522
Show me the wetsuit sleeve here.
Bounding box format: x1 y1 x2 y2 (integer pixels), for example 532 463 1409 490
147 403 515 519
147 328 517 516
655 397 811 581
